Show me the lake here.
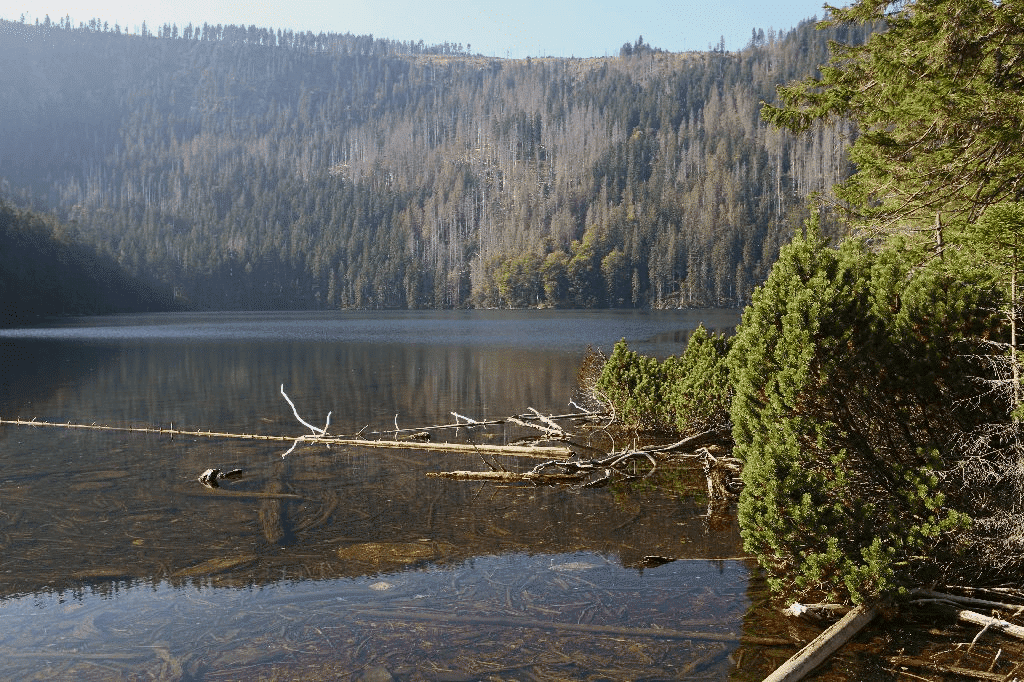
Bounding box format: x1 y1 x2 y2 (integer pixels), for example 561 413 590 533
0 309 815 680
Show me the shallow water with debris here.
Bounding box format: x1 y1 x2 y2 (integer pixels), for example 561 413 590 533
0 309 948 680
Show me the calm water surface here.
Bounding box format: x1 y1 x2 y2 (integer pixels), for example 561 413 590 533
0 309 808 681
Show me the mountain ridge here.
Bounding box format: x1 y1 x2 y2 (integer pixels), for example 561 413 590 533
0 16 867 310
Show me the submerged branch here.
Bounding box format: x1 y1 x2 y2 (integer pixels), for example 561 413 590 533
351 608 791 645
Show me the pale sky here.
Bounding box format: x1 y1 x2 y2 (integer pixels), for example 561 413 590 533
0 0 828 58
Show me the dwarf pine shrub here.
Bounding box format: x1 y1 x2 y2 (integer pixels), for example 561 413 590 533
728 229 1000 604
596 326 732 435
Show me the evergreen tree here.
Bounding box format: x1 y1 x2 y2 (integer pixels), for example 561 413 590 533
596 339 671 431
756 0 1024 595
662 326 731 436
762 0 1024 233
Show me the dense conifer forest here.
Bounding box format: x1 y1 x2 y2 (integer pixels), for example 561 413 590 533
0 200 172 324
0 15 868 310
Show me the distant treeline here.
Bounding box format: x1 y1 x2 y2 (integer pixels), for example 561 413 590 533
0 16 868 310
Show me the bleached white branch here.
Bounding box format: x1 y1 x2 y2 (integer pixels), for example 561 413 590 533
281 384 330 436
280 384 332 457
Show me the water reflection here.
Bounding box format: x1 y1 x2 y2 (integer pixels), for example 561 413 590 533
0 310 794 680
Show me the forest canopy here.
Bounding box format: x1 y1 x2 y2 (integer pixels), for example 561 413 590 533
0 15 865 310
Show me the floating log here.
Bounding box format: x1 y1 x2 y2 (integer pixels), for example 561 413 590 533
342 438 570 458
0 419 570 457
950 606 1024 641
430 447 664 486
762 604 878 682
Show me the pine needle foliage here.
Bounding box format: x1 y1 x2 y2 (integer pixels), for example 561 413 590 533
663 326 733 436
597 339 674 432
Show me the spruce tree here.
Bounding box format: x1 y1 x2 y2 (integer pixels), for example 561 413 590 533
762 0 1024 232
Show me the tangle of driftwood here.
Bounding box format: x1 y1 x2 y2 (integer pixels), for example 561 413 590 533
767 588 1024 682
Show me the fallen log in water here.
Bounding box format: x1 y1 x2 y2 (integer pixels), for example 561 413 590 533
339 438 570 458
0 419 570 457
426 470 585 483
763 604 878 682
430 448 662 487
949 606 1024 641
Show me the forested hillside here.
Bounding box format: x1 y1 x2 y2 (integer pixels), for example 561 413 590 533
0 16 868 310
0 201 172 324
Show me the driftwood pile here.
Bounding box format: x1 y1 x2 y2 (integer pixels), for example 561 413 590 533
428 422 740 494
772 588 1024 682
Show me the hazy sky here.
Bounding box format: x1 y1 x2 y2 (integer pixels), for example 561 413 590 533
0 0 829 58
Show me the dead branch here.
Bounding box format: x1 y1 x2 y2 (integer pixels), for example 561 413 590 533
353 439 570 457
950 586 1024 604
431 447 661 487
529 407 565 434
948 606 1024 641
506 415 564 438
364 410 607 439
649 427 733 453
911 588 1024 615
425 470 584 483
280 384 332 456
701 448 744 502
280 384 329 437
888 656 1006 681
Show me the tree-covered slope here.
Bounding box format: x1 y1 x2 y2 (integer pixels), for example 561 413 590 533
0 17 867 310
0 201 173 324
